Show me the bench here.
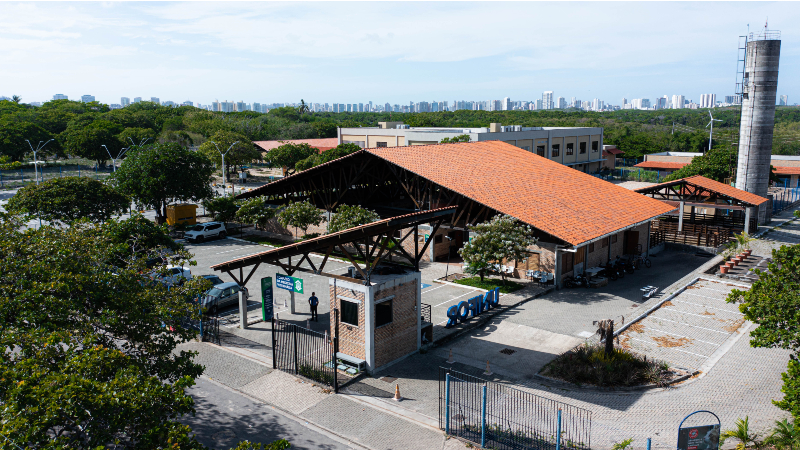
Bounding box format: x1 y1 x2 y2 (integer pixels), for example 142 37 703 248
336 352 367 374
641 286 659 300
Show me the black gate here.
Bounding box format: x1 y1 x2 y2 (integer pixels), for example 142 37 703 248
272 319 339 392
439 367 592 450
202 316 220 345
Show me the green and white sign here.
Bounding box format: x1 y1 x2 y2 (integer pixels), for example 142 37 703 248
276 273 304 294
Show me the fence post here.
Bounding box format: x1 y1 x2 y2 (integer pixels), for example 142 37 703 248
481 384 487 448
333 334 339 393
271 318 277 369
647 437 651 450
293 325 299 375
445 373 451 435
556 409 562 450
638 169 641 181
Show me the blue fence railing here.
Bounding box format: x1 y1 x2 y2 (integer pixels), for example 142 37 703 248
772 187 800 215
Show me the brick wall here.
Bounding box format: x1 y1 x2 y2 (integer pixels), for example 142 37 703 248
373 280 418 368
329 284 366 360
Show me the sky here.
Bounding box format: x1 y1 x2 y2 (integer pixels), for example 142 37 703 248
2 1 799 107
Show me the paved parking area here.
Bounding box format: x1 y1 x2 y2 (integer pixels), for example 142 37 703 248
618 278 747 371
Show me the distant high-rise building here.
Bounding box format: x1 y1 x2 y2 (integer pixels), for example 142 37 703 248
134 97 142 103
81 94 95 103
779 95 788 106
724 95 742 105
542 91 554 110
182 101 193 107
52 94 68 100
163 100 176 107
151 97 160 104
654 96 668 110
570 97 577 108
622 98 628 106
121 97 130 107
671 94 685 109
502 97 511 110
591 99 604 111
699 94 717 108
556 97 566 109
235 101 247 112
535 99 543 110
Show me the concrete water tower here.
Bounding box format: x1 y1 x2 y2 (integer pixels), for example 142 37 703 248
735 27 781 222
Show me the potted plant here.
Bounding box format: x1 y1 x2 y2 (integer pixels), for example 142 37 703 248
720 264 730 274
737 232 753 258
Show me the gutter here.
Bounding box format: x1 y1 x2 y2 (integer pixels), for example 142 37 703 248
570 210 677 249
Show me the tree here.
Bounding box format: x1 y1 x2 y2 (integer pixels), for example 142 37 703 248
294 154 319 172
11 95 21 104
0 214 208 448
118 126 158 147
728 243 800 420
459 215 538 284
197 130 261 177
102 214 182 265
277 200 325 237
328 204 380 233
112 143 214 224
236 197 276 229
664 145 737 182
0 118 56 161
440 134 471 143
6 177 130 224
203 194 239 225
297 99 310 115
229 440 291 450
264 142 318 175
294 143 361 173
61 118 124 166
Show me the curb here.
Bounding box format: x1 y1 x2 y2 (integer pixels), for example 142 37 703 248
532 370 696 392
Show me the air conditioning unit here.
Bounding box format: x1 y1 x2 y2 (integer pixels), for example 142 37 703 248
397 124 410 129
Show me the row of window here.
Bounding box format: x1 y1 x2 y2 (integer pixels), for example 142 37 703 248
536 141 599 158
340 297 393 328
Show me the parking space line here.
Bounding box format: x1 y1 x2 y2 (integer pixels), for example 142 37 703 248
672 299 740 314
422 285 447 294
681 291 736 303
642 327 721 346
628 337 709 358
647 316 731 334
433 290 481 307
661 307 737 321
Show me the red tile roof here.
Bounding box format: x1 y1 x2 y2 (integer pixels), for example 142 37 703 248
634 161 688 170
635 175 768 206
365 141 674 246
253 138 339 152
604 147 624 155
773 166 800 175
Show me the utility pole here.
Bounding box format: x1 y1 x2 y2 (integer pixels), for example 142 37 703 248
25 139 54 185
209 140 239 195
102 144 132 172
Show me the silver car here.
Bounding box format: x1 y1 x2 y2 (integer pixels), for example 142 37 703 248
202 281 249 314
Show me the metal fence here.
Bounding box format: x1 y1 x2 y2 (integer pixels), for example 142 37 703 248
421 303 432 323
439 367 592 450
0 163 114 189
180 314 220 345
272 318 340 392
771 187 800 215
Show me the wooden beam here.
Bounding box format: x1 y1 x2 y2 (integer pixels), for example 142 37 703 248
337 244 369 281
242 263 261 286
416 218 443 263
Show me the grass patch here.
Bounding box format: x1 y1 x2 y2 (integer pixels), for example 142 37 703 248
541 343 674 387
452 276 524 293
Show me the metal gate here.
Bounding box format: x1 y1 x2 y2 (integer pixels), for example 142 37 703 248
439 367 592 450
272 319 339 392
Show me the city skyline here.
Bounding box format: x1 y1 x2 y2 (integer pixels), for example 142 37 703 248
2 2 799 105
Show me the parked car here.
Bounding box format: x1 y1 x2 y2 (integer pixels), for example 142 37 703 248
184 222 227 243
200 274 225 286
150 265 192 286
202 281 249 314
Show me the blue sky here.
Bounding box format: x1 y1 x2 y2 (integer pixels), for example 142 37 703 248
2 2 798 106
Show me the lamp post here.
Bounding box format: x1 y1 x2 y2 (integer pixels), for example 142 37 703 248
209 140 239 195
25 139 53 185
444 235 453 281
127 137 151 147
101 144 131 173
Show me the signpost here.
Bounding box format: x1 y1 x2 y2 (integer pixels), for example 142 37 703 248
276 273 303 314
677 411 721 450
261 277 274 321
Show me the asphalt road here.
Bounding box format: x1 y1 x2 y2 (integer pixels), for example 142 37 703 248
183 377 356 450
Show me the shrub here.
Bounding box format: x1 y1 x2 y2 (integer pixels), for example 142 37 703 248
541 343 672 387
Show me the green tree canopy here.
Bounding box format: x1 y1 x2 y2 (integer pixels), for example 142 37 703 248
235 197 276 229
328 204 380 233
264 142 318 175
294 143 361 172
728 242 800 420
6 177 130 224
0 118 57 161
459 214 538 283
112 143 214 224
102 214 182 265
203 194 239 225
277 200 325 236
440 134 471 143
118 126 158 148
61 118 124 165
0 214 208 448
664 145 737 182
197 131 261 175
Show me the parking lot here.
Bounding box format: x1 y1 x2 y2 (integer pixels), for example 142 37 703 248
618 278 748 372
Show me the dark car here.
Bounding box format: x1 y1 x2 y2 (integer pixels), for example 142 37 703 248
200 274 225 286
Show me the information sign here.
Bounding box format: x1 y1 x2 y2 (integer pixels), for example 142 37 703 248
261 277 274 321
677 424 720 450
276 273 304 294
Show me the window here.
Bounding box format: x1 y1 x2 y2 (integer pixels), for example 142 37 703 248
592 141 599 152
343 140 365 148
435 234 443 243
601 239 608 248
520 146 530 151
611 234 618 244
551 145 560 158
580 142 587 154
566 143 574 156
341 300 359 326
376 142 388 148
536 145 546 157
375 299 393 327
588 243 595 253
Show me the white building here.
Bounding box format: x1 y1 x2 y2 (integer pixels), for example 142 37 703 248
780 95 788 106
699 94 717 108
81 95 95 103
52 94 68 100
671 94 685 109
134 97 142 103
542 91 554 110
121 97 130 107
556 96 566 109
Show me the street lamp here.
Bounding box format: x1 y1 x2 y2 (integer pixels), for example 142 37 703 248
127 136 151 147
209 140 239 194
444 235 453 281
102 144 131 172
25 139 54 185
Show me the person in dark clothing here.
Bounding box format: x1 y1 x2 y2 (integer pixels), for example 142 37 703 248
308 292 319 322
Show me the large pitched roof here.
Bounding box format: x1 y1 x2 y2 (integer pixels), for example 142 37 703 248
634 161 688 170
253 138 339 152
635 175 768 206
363 141 674 245
774 166 800 175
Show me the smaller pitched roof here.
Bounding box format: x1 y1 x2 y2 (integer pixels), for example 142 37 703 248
773 166 800 175
253 138 340 152
634 161 688 170
604 147 624 155
635 175 768 206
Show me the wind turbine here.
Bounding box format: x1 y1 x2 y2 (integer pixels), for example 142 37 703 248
706 110 722 153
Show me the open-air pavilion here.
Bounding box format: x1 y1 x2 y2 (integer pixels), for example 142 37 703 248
635 175 768 248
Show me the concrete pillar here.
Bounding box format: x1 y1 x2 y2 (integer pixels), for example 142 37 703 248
646 221 651 258
678 201 685 232
239 290 248 329
416 272 422 350
745 207 752 234
290 291 296 315
554 247 562 289
364 284 375 373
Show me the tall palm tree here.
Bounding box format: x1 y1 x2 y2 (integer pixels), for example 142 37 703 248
11 95 21 103
297 99 310 115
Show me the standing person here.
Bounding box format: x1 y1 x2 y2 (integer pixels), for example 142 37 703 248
308 292 319 322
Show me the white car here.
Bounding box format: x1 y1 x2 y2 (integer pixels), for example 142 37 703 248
184 222 227 243
152 265 192 286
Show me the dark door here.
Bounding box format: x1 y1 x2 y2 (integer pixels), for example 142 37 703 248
624 230 640 255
